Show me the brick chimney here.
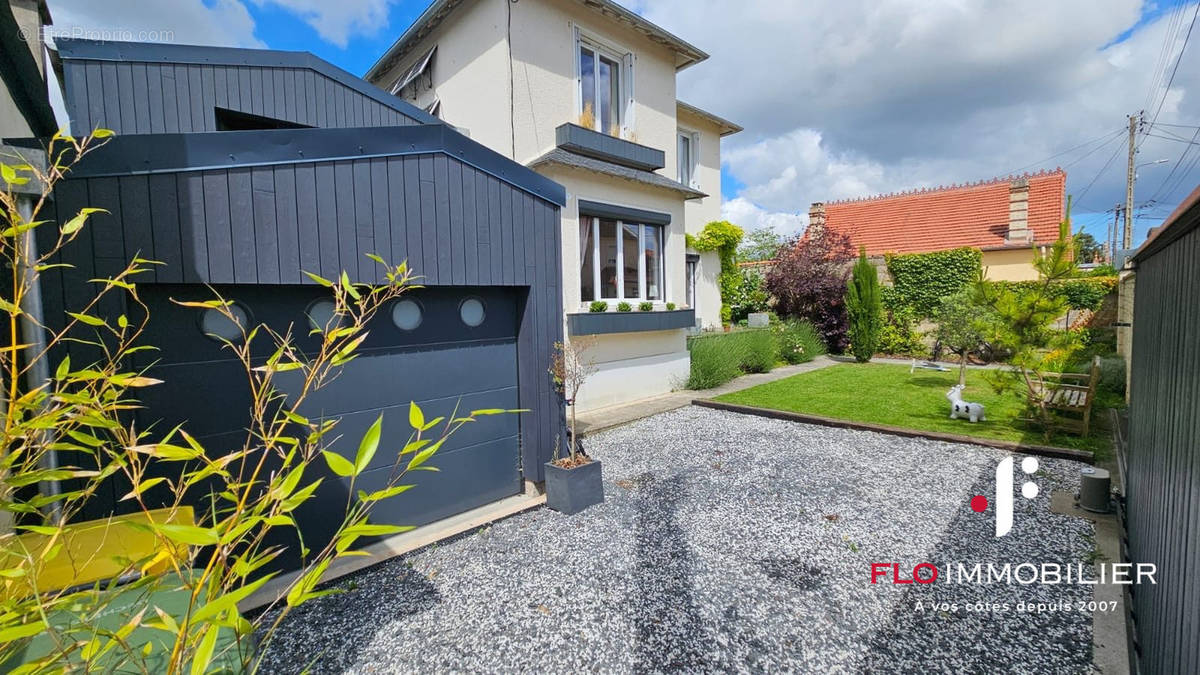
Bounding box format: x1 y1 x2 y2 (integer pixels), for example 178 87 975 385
808 202 826 233
1006 179 1032 244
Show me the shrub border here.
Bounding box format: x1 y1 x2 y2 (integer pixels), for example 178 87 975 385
692 399 1094 464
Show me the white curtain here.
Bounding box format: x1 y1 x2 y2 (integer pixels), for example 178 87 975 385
579 216 592 267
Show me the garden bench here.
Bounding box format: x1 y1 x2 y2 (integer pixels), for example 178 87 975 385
1033 355 1102 436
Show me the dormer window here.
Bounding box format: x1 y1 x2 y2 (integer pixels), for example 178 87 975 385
576 31 632 136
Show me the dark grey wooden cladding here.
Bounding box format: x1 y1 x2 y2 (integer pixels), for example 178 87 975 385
57 38 431 135
567 309 695 336
1124 202 1200 675
555 123 665 171
44 151 566 481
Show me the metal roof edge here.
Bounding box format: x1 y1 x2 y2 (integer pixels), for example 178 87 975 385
55 38 440 126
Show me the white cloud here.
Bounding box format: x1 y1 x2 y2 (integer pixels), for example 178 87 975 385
633 0 1200 243
47 0 262 48
721 197 806 237
248 0 394 47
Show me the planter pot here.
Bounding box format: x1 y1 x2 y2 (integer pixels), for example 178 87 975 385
544 459 604 515
723 324 732 333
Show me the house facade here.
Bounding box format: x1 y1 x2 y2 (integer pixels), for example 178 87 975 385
814 169 1067 281
366 0 741 411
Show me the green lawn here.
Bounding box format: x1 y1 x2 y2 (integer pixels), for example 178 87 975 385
715 363 1112 458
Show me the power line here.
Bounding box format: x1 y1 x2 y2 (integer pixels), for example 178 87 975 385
1075 137 1127 204
1144 131 1200 145
1062 131 1128 169
1001 128 1124 176
1143 1 1200 146
1148 123 1200 203
1150 121 1200 129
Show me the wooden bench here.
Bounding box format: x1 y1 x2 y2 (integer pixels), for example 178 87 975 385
1034 355 1102 436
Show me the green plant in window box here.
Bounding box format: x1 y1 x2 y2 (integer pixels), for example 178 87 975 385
666 302 676 311
588 301 608 312
638 302 653 312
617 302 632 312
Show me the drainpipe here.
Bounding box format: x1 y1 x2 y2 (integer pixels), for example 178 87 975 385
17 194 60 521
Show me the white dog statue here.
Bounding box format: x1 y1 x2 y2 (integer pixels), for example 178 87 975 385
946 384 985 423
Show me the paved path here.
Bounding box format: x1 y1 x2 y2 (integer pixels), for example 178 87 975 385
575 355 838 436
259 407 1096 673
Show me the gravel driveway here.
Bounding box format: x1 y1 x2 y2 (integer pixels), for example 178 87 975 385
259 406 1096 674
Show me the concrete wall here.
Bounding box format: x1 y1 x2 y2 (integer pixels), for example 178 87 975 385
573 329 689 411
678 104 725 328
373 0 509 148
1116 270 1135 401
981 248 1039 281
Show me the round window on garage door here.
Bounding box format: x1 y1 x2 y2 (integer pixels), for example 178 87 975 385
391 299 423 331
199 302 249 342
459 297 485 327
306 298 343 332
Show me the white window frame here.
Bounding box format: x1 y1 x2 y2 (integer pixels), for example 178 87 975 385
580 216 665 304
574 27 634 137
678 128 700 189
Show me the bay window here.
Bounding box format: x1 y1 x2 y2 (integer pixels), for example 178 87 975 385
579 216 664 303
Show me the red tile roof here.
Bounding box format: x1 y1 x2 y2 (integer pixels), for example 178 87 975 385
821 169 1066 256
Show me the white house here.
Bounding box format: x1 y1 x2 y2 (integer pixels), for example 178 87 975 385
366 0 740 411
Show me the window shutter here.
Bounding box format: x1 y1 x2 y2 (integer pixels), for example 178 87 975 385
623 51 635 133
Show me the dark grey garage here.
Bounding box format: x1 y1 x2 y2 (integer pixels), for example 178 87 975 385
36 39 566 566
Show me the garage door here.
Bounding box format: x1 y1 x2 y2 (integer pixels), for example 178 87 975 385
127 284 522 567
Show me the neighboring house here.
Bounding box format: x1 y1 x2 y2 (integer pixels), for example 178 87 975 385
28 38 566 569
366 0 742 411
813 169 1067 281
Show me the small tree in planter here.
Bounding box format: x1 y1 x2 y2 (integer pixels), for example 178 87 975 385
846 247 881 362
546 338 600 514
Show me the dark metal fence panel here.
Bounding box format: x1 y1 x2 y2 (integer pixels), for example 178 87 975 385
1125 216 1200 674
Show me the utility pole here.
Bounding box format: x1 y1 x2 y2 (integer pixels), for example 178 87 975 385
1123 112 1141 250
1110 205 1122 262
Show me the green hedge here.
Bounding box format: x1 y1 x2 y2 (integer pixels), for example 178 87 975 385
988 276 1117 311
885 247 982 317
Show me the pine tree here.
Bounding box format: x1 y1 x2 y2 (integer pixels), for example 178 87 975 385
846 246 882 362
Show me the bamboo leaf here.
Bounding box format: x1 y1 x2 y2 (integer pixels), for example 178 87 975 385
67 311 106 327
354 414 383 474
190 625 219 675
156 523 219 546
321 451 355 478
61 207 108 235
408 401 424 430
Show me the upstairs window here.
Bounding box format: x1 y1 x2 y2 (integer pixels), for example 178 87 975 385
678 130 699 188
577 33 631 136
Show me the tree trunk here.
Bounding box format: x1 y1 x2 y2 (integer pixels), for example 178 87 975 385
569 402 577 462
959 359 968 387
